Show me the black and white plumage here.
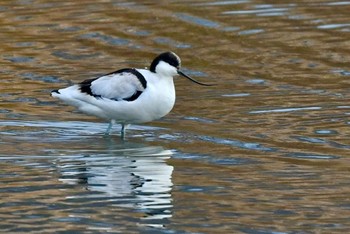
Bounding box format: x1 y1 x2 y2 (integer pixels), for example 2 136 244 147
51 51 211 138
79 68 147 102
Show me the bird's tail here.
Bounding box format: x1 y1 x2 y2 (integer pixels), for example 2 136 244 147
51 89 61 97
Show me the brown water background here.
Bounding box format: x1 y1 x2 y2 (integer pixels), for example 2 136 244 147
1 0 350 233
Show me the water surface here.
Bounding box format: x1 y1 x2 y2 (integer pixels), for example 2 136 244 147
1 0 350 233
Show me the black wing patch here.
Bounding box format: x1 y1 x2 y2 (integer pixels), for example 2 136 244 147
79 68 147 102
122 90 143 102
80 78 99 97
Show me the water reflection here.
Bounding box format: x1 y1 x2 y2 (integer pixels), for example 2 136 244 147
0 122 174 230
57 144 174 226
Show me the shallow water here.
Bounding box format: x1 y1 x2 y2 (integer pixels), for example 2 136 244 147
1 0 350 233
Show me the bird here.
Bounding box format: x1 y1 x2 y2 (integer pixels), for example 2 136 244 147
51 51 211 138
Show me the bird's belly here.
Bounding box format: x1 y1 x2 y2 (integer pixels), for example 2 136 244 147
98 89 175 124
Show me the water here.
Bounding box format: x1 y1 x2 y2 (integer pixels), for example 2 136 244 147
1 0 350 233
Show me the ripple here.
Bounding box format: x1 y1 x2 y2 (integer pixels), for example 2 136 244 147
179 185 220 193
250 106 322 114
317 23 350 29
315 129 338 135
199 0 249 6
198 135 276 152
0 109 11 114
127 29 150 36
210 157 256 166
153 37 191 49
246 78 266 84
21 72 63 83
332 69 350 76
325 1 350 6
7 97 38 103
183 116 215 123
239 227 288 234
0 120 164 142
238 29 264 35
223 7 289 15
79 32 130 46
173 150 258 167
292 136 325 144
222 26 240 31
52 50 100 60
57 26 82 32
222 93 251 97
4 56 34 63
14 42 36 47
285 153 340 160
176 13 221 28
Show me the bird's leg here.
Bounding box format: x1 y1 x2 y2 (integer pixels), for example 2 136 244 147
120 124 130 139
121 123 126 140
105 120 115 135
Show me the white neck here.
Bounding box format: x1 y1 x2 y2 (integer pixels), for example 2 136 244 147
155 61 178 78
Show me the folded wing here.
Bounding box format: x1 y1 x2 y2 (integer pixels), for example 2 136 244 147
80 68 147 102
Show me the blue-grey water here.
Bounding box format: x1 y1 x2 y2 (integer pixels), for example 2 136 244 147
1 0 350 233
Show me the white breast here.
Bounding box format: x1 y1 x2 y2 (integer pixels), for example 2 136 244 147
130 69 176 123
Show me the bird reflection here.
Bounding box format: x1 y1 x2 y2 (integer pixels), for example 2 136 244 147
56 140 173 227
